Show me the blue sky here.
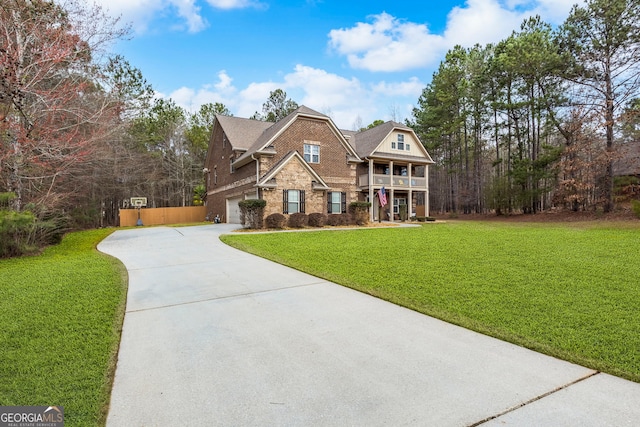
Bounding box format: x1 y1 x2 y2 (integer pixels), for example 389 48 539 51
98 0 579 129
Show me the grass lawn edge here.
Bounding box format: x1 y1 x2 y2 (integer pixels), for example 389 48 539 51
95 234 129 426
220 221 640 383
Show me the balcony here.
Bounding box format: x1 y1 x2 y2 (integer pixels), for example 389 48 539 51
359 174 426 189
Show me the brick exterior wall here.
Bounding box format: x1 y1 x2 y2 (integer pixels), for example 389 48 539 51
205 124 257 221
259 117 359 217
262 158 325 218
206 115 363 223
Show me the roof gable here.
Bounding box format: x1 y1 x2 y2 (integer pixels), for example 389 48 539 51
234 105 360 167
256 150 329 190
352 121 433 163
214 115 272 151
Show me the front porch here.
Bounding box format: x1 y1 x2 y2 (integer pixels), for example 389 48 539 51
360 160 430 222
367 191 428 222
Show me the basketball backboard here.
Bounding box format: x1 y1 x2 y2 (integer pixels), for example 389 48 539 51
130 197 147 207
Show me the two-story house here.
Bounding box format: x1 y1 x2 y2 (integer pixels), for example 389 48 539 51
204 106 434 223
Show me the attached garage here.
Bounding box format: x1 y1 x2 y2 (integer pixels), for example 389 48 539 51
226 196 243 224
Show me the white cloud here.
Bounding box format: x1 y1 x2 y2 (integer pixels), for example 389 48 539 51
95 0 261 34
93 0 205 33
205 0 265 9
533 0 578 23
328 0 578 73
444 0 527 47
165 71 240 112
329 13 445 72
162 65 422 129
372 77 424 98
214 70 234 91
284 65 364 109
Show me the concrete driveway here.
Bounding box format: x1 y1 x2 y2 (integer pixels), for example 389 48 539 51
98 224 640 426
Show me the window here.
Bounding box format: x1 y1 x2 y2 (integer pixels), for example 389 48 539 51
304 144 320 163
406 144 410 151
391 142 396 149
393 197 407 214
327 192 346 214
397 134 405 150
283 190 305 214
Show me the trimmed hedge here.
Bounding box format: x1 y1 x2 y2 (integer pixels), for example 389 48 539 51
265 213 287 229
349 201 371 226
288 212 309 228
308 213 327 227
327 213 351 226
238 199 266 229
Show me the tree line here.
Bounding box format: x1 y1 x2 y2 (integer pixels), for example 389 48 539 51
1 0 303 256
410 0 640 215
2 0 639 255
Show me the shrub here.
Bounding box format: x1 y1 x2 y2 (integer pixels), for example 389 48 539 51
288 212 308 228
265 213 287 229
327 213 352 226
349 201 371 226
412 216 435 222
0 209 36 258
340 213 353 225
632 200 640 219
326 214 341 226
0 195 71 258
238 199 266 229
31 211 69 246
308 213 327 227
399 204 408 221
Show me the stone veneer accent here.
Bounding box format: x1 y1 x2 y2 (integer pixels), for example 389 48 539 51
262 157 325 218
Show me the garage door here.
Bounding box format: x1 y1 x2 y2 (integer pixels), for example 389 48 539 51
226 196 243 224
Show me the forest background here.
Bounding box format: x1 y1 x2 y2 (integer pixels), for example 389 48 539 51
1 0 639 256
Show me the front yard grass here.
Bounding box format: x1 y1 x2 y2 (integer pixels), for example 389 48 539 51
221 221 640 382
0 229 127 426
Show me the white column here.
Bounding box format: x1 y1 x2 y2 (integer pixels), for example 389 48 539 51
408 162 413 218
388 161 394 222
426 165 430 217
368 158 374 221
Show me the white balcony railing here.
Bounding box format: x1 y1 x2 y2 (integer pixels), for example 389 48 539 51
359 174 426 189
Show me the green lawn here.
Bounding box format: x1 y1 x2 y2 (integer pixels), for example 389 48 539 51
0 229 127 427
221 221 640 382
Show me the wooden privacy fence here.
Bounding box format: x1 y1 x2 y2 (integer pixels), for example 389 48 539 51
119 206 207 227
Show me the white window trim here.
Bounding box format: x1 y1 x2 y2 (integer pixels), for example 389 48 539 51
330 192 341 214
303 143 320 163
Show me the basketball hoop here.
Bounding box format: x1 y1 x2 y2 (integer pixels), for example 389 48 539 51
130 197 147 226
130 197 147 207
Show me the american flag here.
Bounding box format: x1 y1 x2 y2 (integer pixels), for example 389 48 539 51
378 186 387 207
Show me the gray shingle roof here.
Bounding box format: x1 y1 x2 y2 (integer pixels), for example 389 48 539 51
233 106 356 166
214 115 272 151
350 121 414 158
216 109 431 167
256 150 329 190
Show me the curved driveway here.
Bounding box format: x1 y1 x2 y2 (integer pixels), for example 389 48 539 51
98 224 640 426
